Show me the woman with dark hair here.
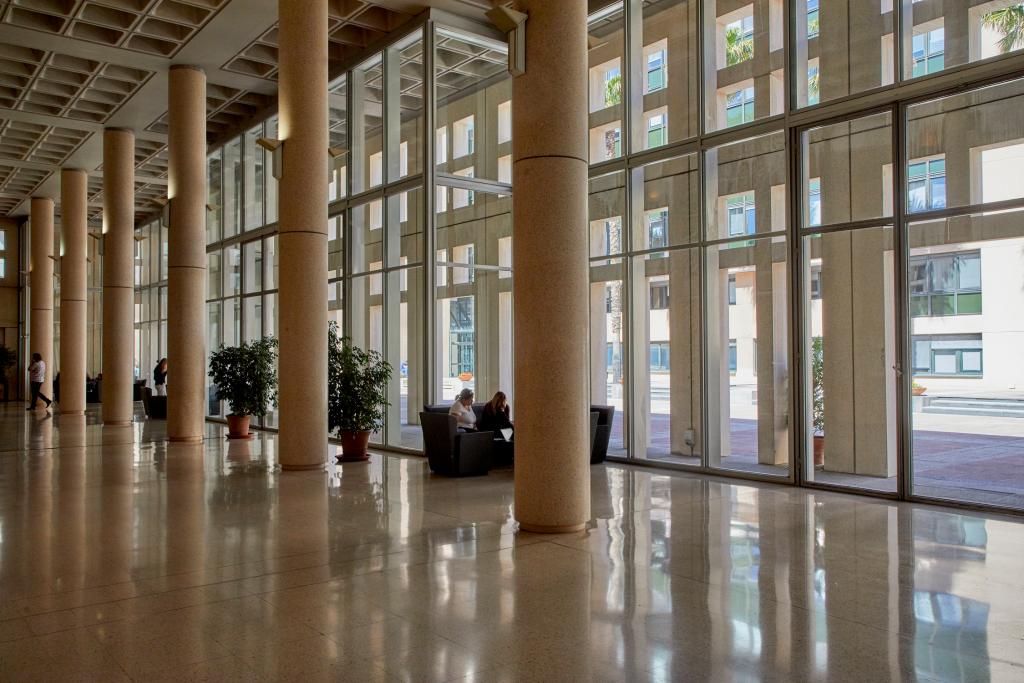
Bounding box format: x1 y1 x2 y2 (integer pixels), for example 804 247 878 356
480 391 514 462
27 352 52 411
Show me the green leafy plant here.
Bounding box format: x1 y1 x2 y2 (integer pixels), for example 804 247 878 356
604 73 622 107
328 321 392 434
726 26 754 66
208 336 278 417
983 5 1024 54
811 336 824 435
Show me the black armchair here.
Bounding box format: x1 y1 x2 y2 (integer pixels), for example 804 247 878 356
419 412 492 477
590 405 615 463
142 387 167 419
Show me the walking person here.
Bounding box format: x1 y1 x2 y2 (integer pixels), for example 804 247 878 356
27 353 52 411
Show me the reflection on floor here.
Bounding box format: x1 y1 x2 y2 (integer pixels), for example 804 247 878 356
2 404 1023 681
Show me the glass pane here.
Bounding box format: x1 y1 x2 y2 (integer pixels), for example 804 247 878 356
394 187 423 266
704 0 784 132
394 30 423 182
243 125 264 230
638 0 697 148
706 131 787 240
904 2 1024 80
243 295 262 343
387 266 425 450
588 2 625 162
351 272 384 444
906 78 1024 214
207 150 222 244
638 154 699 248
264 235 278 290
243 240 262 294
223 136 241 238
802 111 893 228
328 78 349 201
633 250 701 466
206 301 221 416
589 257 627 457
706 235 790 477
435 269 477 403
328 215 344 279
803 227 897 492
589 171 626 257
351 200 384 275
224 244 241 296
352 53 384 195
435 27 509 182
909 208 1024 510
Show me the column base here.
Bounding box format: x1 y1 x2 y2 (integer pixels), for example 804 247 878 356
280 461 326 471
517 521 587 534
104 420 133 427
168 436 204 443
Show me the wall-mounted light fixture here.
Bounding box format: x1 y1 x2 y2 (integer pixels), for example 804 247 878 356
153 197 170 228
485 6 527 77
258 137 284 179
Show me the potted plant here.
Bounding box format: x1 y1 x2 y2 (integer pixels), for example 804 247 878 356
208 336 278 439
811 336 825 467
0 344 15 402
328 321 392 462
912 381 927 397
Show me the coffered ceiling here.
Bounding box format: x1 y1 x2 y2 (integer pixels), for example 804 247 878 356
0 0 498 226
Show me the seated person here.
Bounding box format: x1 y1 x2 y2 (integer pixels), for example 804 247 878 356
449 388 477 431
479 391 513 438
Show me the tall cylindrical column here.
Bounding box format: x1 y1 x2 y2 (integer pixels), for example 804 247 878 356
60 169 88 415
277 0 328 469
102 128 135 426
167 65 207 443
512 0 591 532
30 197 55 404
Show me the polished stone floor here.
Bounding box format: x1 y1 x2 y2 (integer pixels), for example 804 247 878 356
1 406 1023 682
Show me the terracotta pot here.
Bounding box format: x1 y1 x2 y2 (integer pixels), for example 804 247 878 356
337 430 371 462
226 414 252 440
813 434 825 467
912 385 926 396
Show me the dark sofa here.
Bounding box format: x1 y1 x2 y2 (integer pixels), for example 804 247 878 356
419 411 492 476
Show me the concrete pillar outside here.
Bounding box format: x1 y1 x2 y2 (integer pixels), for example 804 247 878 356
102 128 135 426
30 197 55 403
59 169 88 414
166 65 207 442
277 0 328 469
512 0 591 533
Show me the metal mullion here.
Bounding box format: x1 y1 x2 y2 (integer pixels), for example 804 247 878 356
902 196 1024 225
702 229 787 249
799 217 897 236
423 19 437 405
894 99 911 502
782 82 798 487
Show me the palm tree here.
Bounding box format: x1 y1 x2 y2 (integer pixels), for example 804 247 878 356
982 5 1024 54
726 26 754 66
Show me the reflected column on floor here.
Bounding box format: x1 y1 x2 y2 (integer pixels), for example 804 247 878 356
167 67 207 442
102 128 135 426
59 169 88 415
277 0 329 469
30 197 55 404
513 0 591 533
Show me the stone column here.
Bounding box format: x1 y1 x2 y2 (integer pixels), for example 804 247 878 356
60 169 88 415
512 0 590 533
277 0 328 469
102 128 135 426
30 197 55 402
167 65 207 443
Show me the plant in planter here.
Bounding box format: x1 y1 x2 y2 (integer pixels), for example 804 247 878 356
0 344 15 402
328 321 392 462
811 336 825 467
912 381 927 396
208 336 279 439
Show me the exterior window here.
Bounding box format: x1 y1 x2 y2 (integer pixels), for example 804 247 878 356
604 127 621 159
498 155 512 184
436 127 448 164
0 257 5 279
807 63 820 105
727 274 737 305
604 66 622 108
497 100 511 143
725 15 755 66
649 282 669 310
725 86 755 127
647 209 668 249
449 296 474 376
810 266 822 300
807 0 819 39
909 251 982 317
912 27 945 77
646 112 667 148
913 335 983 376
453 168 475 209
808 177 821 226
726 192 756 236
650 342 670 371
646 49 666 92
453 116 474 158
908 157 946 213
728 339 738 373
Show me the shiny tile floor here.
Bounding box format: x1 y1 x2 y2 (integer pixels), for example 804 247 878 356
1 406 1023 682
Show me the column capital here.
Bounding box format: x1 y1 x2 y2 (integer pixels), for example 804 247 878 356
170 64 205 74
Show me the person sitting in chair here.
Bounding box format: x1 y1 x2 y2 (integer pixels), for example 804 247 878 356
449 388 477 432
480 391 514 463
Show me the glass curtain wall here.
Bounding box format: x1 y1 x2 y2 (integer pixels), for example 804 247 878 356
141 5 1024 512
133 219 167 390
